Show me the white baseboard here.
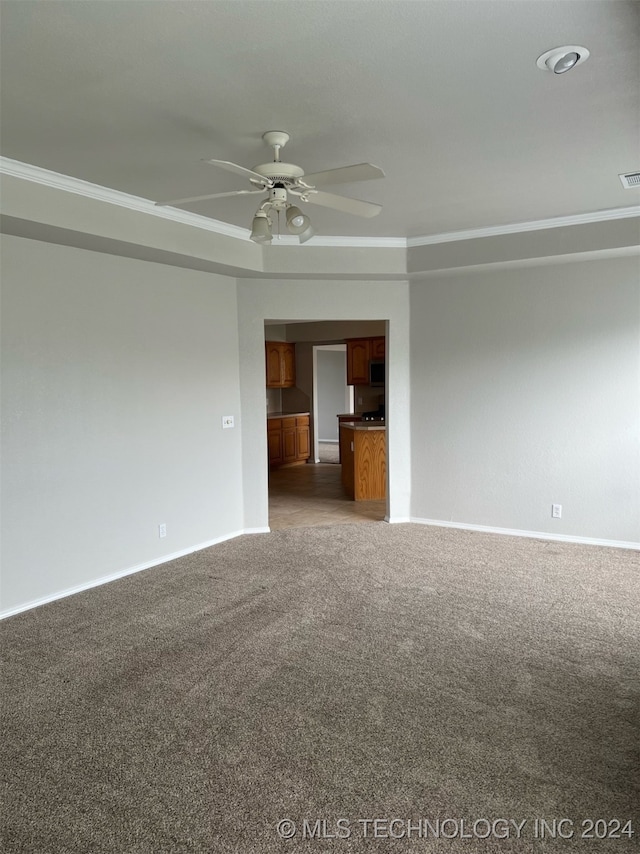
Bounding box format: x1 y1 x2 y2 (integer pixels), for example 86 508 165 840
0 527 268 621
5 519 636 620
410 517 640 551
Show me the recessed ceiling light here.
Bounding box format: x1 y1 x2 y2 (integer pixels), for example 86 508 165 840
537 45 590 74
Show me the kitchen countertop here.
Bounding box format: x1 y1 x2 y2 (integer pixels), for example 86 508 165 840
267 411 310 419
339 421 386 431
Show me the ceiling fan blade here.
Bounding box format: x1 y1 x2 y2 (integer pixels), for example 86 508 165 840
302 162 385 188
155 189 265 207
303 190 382 218
202 158 272 185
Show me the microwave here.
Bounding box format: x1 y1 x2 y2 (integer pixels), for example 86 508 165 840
369 360 385 387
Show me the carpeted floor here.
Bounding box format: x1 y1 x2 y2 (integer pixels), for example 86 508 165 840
318 441 340 464
2 523 639 853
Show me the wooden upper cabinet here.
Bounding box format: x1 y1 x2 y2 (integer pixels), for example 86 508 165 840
265 341 296 388
371 337 386 360
266 342 283 386
346 338 370 385
280 343 296 387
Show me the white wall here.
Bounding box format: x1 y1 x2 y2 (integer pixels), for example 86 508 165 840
237 278 411 528
410 255 640 545
1 235 245 615
4 230 635 619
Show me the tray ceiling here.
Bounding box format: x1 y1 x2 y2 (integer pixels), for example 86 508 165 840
1 0 638 240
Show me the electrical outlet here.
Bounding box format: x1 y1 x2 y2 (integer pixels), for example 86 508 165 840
551 504 562 519
158 523 167 538
222 415 234 429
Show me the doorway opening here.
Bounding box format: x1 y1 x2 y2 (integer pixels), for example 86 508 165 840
314 344 352 464
265 320 387 531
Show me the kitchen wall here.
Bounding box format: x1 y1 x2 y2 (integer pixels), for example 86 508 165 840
266 387 282 414
278 320 386 341
410 254 640 545
353 385 385 414
1 235 245 615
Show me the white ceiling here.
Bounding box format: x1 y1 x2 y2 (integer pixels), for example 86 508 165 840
1 0 639 240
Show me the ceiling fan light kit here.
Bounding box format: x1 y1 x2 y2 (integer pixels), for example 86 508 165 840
249 210 272 244
286 205 310 234
298 225 315 244
156 130 385 245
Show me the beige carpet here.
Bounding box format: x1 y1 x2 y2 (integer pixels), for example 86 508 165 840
2 523 638 853
318 441 340 463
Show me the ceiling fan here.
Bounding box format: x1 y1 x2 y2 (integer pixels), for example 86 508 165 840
155 131 385 244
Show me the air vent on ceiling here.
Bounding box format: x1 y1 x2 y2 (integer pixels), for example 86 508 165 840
619 172 640 189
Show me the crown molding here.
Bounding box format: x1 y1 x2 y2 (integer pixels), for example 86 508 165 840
0 156 253 242
272 234 406 248
2 156 638 250
408 245 640 279
407 205 640 247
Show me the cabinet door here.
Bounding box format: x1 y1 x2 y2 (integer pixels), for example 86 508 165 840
371 337 386 359
281 417 297 463
346 339 370 385
266 342 283 387
281 343 296 387
296 426 310 460
267 427 283 465
282 429 297 462
265 341 296 388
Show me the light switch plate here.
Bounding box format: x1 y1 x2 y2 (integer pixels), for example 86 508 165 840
222 415 234 429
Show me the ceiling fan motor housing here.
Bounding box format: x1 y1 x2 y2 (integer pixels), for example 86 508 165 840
268 186 288 208
252 162 305 186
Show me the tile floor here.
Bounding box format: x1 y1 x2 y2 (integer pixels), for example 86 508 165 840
268 462 387 530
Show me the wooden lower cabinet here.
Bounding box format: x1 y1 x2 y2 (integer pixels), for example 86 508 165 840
296 420 311 458
267 419 283 466
282 417 297 463
339 425 386 500
268 414 310 467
